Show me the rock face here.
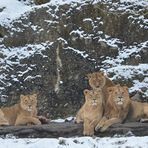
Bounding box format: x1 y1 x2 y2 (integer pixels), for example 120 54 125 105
0 1 147 118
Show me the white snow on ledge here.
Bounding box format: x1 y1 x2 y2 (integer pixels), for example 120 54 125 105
0 136 148 148
0 0 32 26
52 116 74 123
1 0 148 26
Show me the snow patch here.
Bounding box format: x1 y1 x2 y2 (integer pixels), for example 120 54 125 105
0 136 148 148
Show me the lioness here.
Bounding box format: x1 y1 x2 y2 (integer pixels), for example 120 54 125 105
95 84 130 132
126 100 148 122
0 94 41 125
75 88 103 136
87 71 114 102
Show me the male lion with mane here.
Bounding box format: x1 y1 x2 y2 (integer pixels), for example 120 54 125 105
95 84 130 132
87 71 114 103
0 94 41 125
75 88 103 136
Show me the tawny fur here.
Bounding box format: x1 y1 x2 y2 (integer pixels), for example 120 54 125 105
0 94 41 126
126 100 148 121
75 88 103 136
87 71 114 103
95 84 131 132
0 109 9 126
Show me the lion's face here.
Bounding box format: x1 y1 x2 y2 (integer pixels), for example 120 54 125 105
20 94 37 112
84 89 103 106
87 72 106 89
108 85 130 107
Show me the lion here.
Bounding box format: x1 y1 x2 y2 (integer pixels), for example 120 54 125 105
95 84 131 132
126 100 148 122
0 94 41 126
87 71 115 102
75 88 104 136
0 109 9 126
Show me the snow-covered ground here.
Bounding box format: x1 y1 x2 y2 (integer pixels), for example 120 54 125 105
0 136 148 148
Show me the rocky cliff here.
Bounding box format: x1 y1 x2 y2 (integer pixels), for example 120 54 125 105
0 0 147 118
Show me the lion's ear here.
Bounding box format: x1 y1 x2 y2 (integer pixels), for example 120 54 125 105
107 87 113 93
100 71 104 76
123 86 128 92
83 89 89 95
87 73 92 79
32 93 37 98
20 94 25 99
20 94 26 102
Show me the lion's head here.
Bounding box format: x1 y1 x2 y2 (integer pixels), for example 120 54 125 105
83 88 103 106
107 84 130 108
20 94 37 112
87 72 106 89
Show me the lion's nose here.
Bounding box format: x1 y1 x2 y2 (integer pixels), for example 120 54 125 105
93 98 96 101
119 97 123 101
29 105 32 108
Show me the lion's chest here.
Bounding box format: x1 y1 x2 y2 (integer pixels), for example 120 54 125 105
18 109 35 117
107 107 126 119
84 105 103 120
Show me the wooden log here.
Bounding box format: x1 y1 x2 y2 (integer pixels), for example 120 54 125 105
0 122 148 138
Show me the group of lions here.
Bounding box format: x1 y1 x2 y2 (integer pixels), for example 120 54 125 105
75 71 148 136
0 71 148 137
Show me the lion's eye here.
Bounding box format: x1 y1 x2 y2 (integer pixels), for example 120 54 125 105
24 100 27 103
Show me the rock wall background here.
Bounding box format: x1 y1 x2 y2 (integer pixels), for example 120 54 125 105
0 0 147 118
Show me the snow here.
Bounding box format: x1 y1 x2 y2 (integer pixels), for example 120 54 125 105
51 116 74 123
1 0 148 26
0 43 47 66
0 0 32 26
0 136 148 148
65 46 89 59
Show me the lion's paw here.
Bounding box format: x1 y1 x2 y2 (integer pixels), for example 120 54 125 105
83 130 94 136
95 121 105 131
100 126 108 132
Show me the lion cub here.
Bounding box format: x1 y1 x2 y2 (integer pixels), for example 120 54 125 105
95 84 131 132
75 88 103 136
0 94 41 126
87 71 114 103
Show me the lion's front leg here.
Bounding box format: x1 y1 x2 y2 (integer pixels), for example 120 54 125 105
99 118 122 132
0 110 9 126
15 116 41 125
83 118 94 136
90 118 102 130
75 109 84 124
0 117 9 126
95 116 107 131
